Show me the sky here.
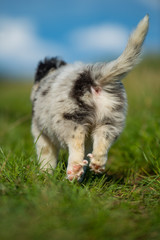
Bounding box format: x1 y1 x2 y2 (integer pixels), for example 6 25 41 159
0 0 160 77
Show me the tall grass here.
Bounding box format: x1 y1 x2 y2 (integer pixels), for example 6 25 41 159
0 58 160 240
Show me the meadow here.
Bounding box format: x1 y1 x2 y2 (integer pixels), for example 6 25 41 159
0 57 160 240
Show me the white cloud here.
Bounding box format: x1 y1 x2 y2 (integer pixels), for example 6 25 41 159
0 17 65 75
0 17 132 76
70 24 129 54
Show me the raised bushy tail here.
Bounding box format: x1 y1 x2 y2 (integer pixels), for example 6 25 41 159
98 15 149 85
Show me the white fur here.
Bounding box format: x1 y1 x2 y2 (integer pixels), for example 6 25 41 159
31 15 149 180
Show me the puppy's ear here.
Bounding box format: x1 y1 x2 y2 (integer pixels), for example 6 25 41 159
98 15 149 85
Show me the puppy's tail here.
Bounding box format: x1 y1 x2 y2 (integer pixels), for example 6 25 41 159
31 57 66 102
97 15 149 86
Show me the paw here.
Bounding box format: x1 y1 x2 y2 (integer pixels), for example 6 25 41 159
67 160 88 181
87 153 106 174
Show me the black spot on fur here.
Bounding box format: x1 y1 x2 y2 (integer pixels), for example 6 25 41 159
71 71 95 105
56 120 60 123
65 71 95 124
42 89 48 96
63 110 92 124
33 97 37 105
72 135 75 139
35 57 67 82
42 87 50 96
74 126 77 130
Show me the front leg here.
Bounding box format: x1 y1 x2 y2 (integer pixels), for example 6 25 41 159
88 125 119 174
66 126 88 181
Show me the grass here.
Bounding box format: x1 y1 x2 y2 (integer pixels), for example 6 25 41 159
0 57 160 240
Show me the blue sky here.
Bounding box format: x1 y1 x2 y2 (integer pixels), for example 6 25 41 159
0 0 160 76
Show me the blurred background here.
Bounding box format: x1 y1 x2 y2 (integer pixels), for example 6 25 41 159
0 0 160 80
0 2 160 239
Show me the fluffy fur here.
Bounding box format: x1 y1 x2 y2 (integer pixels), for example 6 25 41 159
31 15 149 181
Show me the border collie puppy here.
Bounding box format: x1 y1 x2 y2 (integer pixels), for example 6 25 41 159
31 15 149 181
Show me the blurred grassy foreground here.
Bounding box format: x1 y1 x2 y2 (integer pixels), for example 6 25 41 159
0 57 160 240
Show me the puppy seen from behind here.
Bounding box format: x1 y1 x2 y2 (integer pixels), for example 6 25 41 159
31 15 149 181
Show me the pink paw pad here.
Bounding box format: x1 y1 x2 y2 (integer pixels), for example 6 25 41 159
87 153 105 174
67 160 88 181
73 165 81 171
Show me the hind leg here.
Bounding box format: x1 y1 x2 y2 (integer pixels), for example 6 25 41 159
32 121 58 172
66 126 88 181
88 125 119 174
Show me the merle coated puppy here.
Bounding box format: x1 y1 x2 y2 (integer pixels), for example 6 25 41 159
31 15 149 181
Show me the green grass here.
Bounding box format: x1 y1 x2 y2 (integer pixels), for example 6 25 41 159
0 58 160 240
